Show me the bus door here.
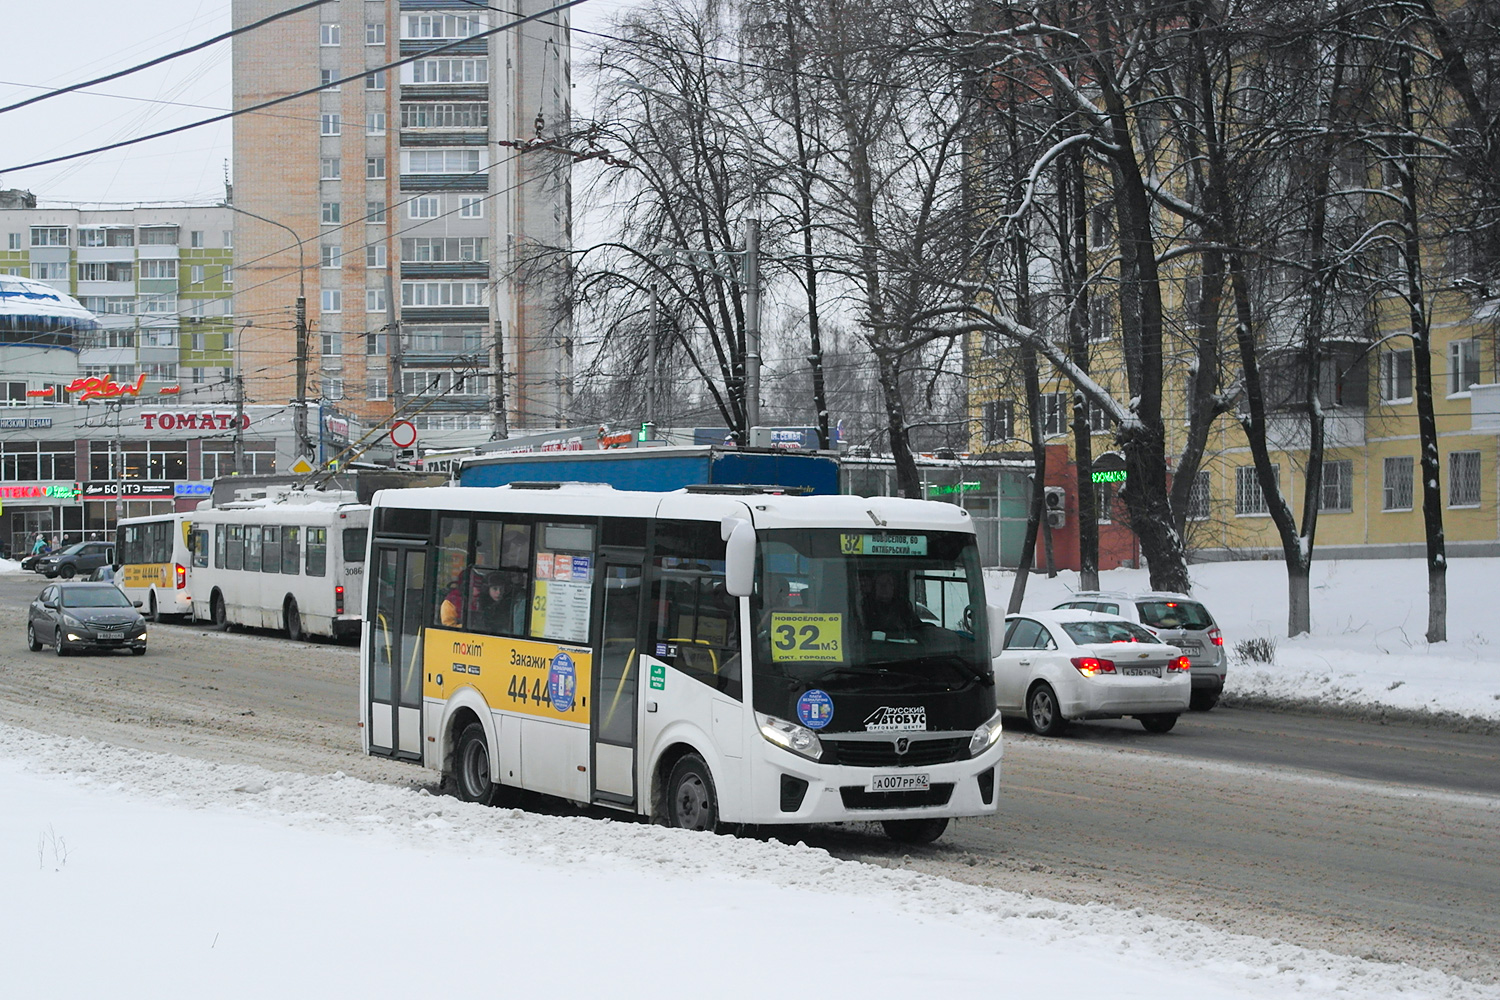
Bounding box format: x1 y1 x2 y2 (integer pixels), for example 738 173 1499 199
592 549 646 806
368 542 428 760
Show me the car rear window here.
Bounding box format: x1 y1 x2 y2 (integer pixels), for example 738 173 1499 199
1061 620 1158 645
1135 600 1214 630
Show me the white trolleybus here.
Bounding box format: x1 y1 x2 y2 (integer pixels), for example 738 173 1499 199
187 491 369 640
360 484 1005 843
116 512 195 619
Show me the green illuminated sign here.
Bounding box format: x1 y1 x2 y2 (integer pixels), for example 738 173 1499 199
927 481 982 496
1091 470 1127 484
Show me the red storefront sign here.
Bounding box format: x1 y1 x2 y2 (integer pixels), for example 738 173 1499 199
139 412 251 432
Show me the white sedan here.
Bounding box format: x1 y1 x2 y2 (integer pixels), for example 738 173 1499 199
994 609 1191 735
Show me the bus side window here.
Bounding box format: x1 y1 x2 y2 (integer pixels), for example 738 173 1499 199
306 528 327 577
469 519 527 637
214 525 226 568
650 519 741 700
262 525 281 574
434 517 472 628
226 525 244 571
281 527 301 575
191 529 209 568
245 526 263 572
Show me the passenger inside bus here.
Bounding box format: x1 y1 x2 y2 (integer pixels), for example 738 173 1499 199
858 569 926 636
476 570 526 634
440 567 484 627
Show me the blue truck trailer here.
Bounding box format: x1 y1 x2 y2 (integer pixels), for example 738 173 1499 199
457 445 840 494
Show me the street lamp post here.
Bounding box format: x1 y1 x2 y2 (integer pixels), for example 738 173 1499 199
218 201 312 461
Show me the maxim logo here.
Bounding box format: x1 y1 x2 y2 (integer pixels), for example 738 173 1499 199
863 706 927 732
452 640 483 657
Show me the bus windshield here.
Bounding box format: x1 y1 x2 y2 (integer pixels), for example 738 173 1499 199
751 529 991 721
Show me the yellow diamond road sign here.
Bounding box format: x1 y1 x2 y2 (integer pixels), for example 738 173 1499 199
289 456 315 475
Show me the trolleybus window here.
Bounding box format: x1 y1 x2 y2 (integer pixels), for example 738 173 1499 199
306 528 327 576
245 526 262 572
190 528 209 568
281 526 301 575
650 519 740 698
263 525 282 574
226 525 244 570
343 527 367 563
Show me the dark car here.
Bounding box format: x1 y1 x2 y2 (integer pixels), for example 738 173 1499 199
28 582 147 656
36 541 115 580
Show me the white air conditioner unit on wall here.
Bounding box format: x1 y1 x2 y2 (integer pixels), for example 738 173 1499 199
1044 486 1066 528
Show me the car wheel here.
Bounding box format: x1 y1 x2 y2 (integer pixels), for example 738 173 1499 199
131 646 147 657
1189 690 1219 712
53 628 67 656
284 597 303 642
453 722 496 805
881 817 949 845
665 754 719 832
27 622 41 652
1139 713 1178 734
58 564 75 579
1027 682 1067 736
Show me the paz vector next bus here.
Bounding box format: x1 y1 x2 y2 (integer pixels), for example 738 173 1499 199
360 484 1005 843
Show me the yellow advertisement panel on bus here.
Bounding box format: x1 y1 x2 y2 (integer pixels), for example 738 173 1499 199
122 564 172 589
423 628 593 726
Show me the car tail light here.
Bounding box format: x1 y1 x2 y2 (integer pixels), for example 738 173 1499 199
335 585 345 615
1208 627 1223 647
174 563 187 589
1071 656 1116 676
1169 656 1192 672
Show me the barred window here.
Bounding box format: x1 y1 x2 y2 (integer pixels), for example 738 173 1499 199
1187 470 1211 521
1449 451 1481 507
1318 459 1353 512
1235 464 1276 516
1383 456 1414 511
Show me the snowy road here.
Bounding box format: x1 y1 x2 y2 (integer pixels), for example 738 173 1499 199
0 575 1495 985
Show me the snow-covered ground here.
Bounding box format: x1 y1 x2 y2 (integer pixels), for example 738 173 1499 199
990 556 1500 722
2 724 1492 1000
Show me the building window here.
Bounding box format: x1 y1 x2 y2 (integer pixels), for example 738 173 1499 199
400 237 486 262
1039 392 1068 437
322 201 341 224
139 227 178 245
321 289 342 313
403 326 483 354
320 23 341 46
367 200 387 223
1187 470 1211 521
367 375 388 400
366 21 385 45
456 196 485 219
367 288 387 313
139 295 177 314
223 229 232 248
367 332 387 355
366 244 387 268
1086 398 1110 433
31 261 68 281
78 228 105 247
320 157 342 180
400 102 489 129
981 399 1012 442
77 261 133 282
1319 459 1353 513
1089 204 1114 248
365 70 387 92
190 230 204 248
1095 484 1112 523
1383 456 1414 511
320 68 340 91
366 156 387 179
1449 338 1480 395
30 227 69 247
222 266 234 285
403 13 483 39
321 333 342 356
1379 349 1413 403
6 233 20 250
321 113 341 136
1088 295 1113 343
1235 464 1275 516
405 58 488 84
1449 450 1481 507
366 112 386 135
141 363 178 381
400 281 488 307
401 369 488 397
191 264 206 284
321 376 345 400
403 149 484 174
139 259 178 280
408 196 440 219
321 245 343 269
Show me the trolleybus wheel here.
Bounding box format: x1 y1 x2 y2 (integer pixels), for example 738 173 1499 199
881 817 949 845
455 723 496 805
665 753 718 833
211 592 228 630
284 597 303 642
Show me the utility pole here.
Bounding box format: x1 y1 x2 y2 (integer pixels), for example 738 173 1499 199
646 284 658 427
385 269 404 415
233 372 246 474
744 218 761 435
491 315 509 439
294 293 309 457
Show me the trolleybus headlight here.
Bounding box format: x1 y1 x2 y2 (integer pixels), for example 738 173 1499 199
968 710 1004 757
757 713 823 761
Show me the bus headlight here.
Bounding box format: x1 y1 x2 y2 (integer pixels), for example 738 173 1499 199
757 713 823 761
968 710 1004 757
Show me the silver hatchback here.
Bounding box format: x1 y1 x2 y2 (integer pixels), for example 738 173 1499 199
1052 591 1226 710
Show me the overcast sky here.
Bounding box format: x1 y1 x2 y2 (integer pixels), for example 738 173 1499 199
0 0 631 207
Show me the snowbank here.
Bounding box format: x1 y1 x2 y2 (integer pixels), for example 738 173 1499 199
988 557 1500 722
0 724 1488 1000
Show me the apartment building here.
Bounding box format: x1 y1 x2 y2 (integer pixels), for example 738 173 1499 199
0 201 236 399
231 0 572 449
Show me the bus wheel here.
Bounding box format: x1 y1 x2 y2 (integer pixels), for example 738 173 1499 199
666 754 718 833
454 723 496 805
148 593 159 622
211 592 228 630
284 598 303 642
881 817 949 845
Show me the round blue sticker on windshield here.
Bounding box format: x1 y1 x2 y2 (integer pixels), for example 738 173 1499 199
548 652 576 713
796 689 834 730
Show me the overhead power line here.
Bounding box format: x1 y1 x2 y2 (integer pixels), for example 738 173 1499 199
0 0 591 176
0 0 334 117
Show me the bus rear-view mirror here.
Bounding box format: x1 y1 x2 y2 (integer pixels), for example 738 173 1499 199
722 517 755 598
988 605 1005 659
